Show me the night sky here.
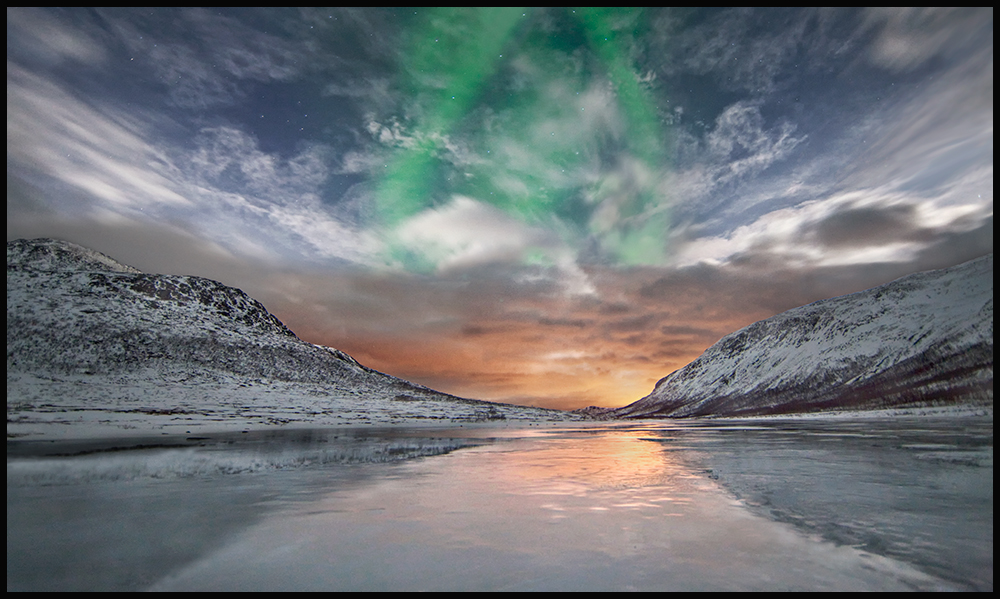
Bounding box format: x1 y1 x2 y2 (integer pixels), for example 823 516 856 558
7 8 993 410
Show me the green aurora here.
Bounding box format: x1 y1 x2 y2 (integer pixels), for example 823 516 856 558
373 8 671 270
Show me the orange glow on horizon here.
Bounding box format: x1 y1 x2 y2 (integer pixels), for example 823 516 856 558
274 302 718 411
259 264 833 412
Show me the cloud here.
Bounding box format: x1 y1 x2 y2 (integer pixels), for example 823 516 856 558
650 8 990 96
7 62 376 267
254 265 675 408
671 101 806 221
395 196 546 269
654 8 813 95
392 195 596 298
100 8 307 108
674 182 991 272
186 127 330 201
7 7 109 68
705 102 805 180
802 203 925 248
178 127 379 264
7 63 191 211
842 49 993 197
660 7 991 266
862 8 994 72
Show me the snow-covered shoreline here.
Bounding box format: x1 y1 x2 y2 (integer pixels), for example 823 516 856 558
7 374 583 442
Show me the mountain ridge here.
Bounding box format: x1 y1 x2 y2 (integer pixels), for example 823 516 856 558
7 238 578 439
608 254 993 418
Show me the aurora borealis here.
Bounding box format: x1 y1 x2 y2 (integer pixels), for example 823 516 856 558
374 8 671 271
7 8 993 409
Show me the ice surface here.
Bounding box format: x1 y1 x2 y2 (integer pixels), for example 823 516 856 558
7 418 992 591
650 416 994 591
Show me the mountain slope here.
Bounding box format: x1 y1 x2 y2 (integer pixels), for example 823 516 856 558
610 254 993 418
7 238 578 438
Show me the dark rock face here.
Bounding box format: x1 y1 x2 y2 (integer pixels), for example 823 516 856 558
611 254 993 418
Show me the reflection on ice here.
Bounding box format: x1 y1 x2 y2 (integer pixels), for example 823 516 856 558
657 417 993 591
7 418 992 591
6 429 483 484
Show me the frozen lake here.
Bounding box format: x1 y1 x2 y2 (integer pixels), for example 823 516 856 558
7 417 992 591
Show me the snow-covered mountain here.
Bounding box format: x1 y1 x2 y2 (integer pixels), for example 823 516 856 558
7 238 578 438
610 255 993 418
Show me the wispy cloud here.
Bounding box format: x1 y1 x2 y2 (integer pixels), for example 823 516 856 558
100 8 308 108
653 8 817 95
7 7 109 68
861 7 994 72
7 62 376 266
674 182 991 271
7 63 190 210
674 101 806 215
